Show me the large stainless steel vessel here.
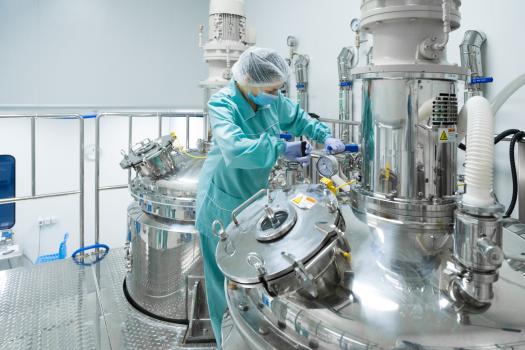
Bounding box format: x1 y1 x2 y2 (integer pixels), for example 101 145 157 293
121 135 214 345
218 191 525 349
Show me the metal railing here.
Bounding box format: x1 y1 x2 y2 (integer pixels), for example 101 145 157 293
0 110 206 253
93 110 204 245
0 114 86 249
318 117 361 141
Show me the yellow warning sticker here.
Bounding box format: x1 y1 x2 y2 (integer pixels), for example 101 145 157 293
438 128 454 143
291 194 317 209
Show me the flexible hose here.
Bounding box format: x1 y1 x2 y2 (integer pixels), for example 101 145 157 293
495 129 521 144
491 73 525 116
506 131 525 218
72 243 110 266
463 96 494 207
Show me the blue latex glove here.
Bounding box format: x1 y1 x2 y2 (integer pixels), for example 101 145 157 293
325 138 346 154
284 141 312 165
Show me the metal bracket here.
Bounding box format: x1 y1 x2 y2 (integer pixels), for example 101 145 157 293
281 251 318 298
315 222 345 241
183 278 216 344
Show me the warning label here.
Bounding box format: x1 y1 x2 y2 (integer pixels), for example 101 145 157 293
438 128 455 143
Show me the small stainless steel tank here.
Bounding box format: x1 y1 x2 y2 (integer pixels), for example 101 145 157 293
121 135 214 345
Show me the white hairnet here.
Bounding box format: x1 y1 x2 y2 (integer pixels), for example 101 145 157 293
232 47 290 88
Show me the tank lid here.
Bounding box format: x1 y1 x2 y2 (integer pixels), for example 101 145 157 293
216 185 340 285
120 134 175 169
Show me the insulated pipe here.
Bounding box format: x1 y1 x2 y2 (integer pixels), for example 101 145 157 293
433 0 451 51
461 30 487 99
491 73 525 117
338 47 355 143
294 55 309 112
463 96 495 207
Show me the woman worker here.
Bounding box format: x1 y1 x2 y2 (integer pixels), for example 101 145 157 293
195 47 346 346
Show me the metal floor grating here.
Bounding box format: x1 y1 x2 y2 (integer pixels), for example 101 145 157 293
0 248 214 350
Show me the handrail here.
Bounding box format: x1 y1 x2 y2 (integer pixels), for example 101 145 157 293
93 110 205 245
0 113 85 251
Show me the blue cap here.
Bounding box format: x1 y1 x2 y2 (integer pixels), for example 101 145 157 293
279 133 293 141
340 81 352 87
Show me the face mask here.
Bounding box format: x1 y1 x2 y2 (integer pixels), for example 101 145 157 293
248 91 279 106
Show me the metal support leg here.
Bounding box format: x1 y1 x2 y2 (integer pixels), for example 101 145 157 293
128 116 133 184
79 118 85 251
186 115 190 149
158 113 162 138
31 116 36 197
95 117 100 245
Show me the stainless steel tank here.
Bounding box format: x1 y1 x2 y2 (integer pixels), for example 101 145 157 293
350 0 467 274
218 191 525 349
121 135 214 344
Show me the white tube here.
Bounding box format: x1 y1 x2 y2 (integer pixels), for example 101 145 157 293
491 73 525 116
417 98 434 123
463 96 494 207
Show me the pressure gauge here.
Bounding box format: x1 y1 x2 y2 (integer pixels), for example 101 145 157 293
350 18 361 32
317 155 339 178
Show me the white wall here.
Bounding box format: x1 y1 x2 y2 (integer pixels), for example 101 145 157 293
246 0 525 218
0 0 208 108
0 0 209 262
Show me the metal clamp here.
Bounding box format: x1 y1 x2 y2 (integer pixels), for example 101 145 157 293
247 252 267 277
212 220 228 241
315 222 345 241
231 189 267 226
477 238 504 267
281 251 318 298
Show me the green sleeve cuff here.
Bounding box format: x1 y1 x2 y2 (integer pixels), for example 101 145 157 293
276 139 287 156
318 132 332 144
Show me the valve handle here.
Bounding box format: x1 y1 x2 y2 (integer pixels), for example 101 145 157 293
327 143 359 154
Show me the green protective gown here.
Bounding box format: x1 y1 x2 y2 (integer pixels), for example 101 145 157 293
195 79 331 346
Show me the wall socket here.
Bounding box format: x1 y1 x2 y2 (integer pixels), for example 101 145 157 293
38 217 58 227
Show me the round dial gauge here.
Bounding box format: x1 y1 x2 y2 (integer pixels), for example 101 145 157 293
316 155 339 178
350 18 361 32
